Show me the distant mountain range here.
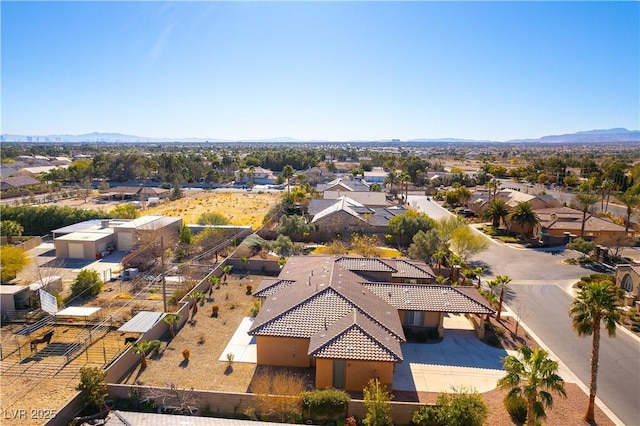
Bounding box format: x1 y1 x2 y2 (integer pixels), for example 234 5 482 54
2 128 639 144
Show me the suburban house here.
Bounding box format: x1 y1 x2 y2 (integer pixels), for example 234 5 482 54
234 167 277 185
98 186 170 203
468 188 559 217
317 178 371 193
0 175 42 191
249 255 495 391
53 215 182 259
534 206 633 246
616 264 640 302
323 191 392 207
307 196 405 239
363 167 388 184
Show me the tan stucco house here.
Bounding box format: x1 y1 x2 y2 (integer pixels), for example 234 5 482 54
616 264 640 302
53 215 182 259
249 256 494 391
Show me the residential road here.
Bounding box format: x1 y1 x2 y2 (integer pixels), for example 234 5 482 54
408 195 640 426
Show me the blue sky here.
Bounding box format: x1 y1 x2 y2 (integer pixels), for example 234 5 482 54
2 1 639 141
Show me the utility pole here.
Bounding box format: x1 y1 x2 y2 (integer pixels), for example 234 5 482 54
161 236 167 312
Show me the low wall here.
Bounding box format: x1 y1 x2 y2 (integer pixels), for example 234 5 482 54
44 392 82 426
225 258 281 274
0 236 42 251
107 384 421 425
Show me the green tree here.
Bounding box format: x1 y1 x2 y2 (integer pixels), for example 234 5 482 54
497 345 567 426
615 192 640 232
508 201 540 239
272 234 294 255
76 366 107 413
412 386 488 426
70 269 103 297
363 378 393 426
567 237 595 260
111 203 140 219
179 225 192 245
171 181 184 200
278 215 313 239
574 192 598 238
0 220 24 244
222 265 233 283
282 164 295 194
388 210 437 246
196 212 230 225
408 229 444 263
569 281 621 422
449 226 489 262
0 245 30 283
481 199 510 229
384 171 399 198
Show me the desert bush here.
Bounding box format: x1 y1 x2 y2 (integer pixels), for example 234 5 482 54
211 305 219 318
77 367 108 413
251 369 306 422
413 387 488 426
182 348 190 361
70 269 103 298
503 395 527 423
301 388 350 420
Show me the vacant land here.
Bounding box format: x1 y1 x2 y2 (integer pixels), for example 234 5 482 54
142 191 280 228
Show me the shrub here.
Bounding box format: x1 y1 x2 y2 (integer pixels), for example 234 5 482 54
487 334 501 347
301 388 351 419
70 269 103 298
211 305 219 318
76 367 107 413
413 387 488 426
182 348 190 361
249 300 261 317
503 395 527 423
246 284 252 295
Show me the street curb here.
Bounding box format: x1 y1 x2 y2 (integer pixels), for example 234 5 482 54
502 304 625 426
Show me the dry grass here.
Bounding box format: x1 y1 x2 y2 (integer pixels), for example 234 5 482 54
142 191 279 228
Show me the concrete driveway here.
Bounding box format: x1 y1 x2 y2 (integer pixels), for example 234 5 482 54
393 314 512 393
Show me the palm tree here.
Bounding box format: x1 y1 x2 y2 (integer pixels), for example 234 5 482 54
569 281 621 422
190 291 205 318
132 340 161 369
282 164 294 194
432 249 447 275
0 220 24 245
222 265 233 283
486 178 500 200
162 314 181 338
508 201 540 240
249 165 255 186
384 171 399 198
574 192 598 238
481 199 510 230
490 275 512 321
399 171 411 204
497 345 567 426
615 192 640 233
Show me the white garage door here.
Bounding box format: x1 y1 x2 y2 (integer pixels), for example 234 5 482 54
117 232 133 251
68 243 84 259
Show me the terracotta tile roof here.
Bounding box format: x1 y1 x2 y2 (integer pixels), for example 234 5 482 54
536 207 627 232
336 257 397 273
309 310 403 362
254 279 297 298
362 283 495 314
391 260 436 279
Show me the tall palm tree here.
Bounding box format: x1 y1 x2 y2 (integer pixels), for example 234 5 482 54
497 345 567 426
569 281 621 422
574 192 598 238
282 164 295 194
490 275 512 320
384 171 399 198
508 201 540 240
615 192 640 232
486 178 500 200
399 171 411 205
481 199 510 230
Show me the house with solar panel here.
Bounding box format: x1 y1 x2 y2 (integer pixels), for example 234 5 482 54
249 256 495 391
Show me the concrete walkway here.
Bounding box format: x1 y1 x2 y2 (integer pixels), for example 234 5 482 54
393 315 513 393
218 317 257 363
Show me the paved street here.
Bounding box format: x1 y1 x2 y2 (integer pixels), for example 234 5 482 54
409 195 640 425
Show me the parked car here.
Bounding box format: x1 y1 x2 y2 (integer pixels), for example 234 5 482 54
457 208 475 218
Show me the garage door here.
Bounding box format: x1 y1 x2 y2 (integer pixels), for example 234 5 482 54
68 243 84 259
118 232 133 251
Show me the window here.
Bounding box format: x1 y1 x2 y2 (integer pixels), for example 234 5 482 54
622 274 634 293
405 311 424 326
